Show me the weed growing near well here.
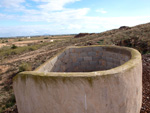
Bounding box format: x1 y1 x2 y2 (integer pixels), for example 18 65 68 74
19 62 32 72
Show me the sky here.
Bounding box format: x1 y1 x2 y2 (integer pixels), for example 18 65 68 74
0 0 150 37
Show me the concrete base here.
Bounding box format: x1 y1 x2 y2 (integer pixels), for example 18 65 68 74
13 45 142 113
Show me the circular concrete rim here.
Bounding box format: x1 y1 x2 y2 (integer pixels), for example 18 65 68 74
16 45 142 78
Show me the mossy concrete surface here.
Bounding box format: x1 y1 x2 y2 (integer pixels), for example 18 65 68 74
13 45 142 113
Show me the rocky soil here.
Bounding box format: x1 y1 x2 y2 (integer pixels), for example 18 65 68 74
140 54 150 113
1 22 150 113
2 54 150 113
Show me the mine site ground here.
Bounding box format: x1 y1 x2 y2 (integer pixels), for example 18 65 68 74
0 23 150 113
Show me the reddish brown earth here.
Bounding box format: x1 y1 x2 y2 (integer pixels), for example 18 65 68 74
2 54 150 113
140 54 150 113
1 23 150 113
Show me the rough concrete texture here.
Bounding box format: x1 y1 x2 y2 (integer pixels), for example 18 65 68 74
13 45 142 113
36 46 131 72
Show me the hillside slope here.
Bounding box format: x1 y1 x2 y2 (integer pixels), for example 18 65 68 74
0 22 150 113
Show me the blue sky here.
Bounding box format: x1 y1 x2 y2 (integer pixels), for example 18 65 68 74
0 0 150 37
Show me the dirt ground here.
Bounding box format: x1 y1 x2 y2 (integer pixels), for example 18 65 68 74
1 23 150 112
0 37 70 112
0 44 7 48
1 52 150 113
0 40 53 48
140 54 150 113
0 35 68 49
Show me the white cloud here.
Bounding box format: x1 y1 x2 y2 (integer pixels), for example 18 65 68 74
0 0 25 8
0 25 56 37
20 8 90 22
67 24 82 29
1 16 150 37
96 8 107 14
0 0 150 37
33 0 80 11
0 13 16 20
80 16 150 31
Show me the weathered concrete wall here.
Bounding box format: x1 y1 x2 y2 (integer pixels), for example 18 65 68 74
13 45 142 113
37 46 131 72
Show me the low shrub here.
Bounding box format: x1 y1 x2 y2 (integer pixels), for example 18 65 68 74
19 62 32 72
44 37 49 39
11 44 17 49
0 42 51 59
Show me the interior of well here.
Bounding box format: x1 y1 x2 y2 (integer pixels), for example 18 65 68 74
37 46 131 72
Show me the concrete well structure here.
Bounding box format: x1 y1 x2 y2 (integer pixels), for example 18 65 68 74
13 45 142 113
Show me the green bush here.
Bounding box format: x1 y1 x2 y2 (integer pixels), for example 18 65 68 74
97 39 104 45
0 94 16 112
5 94 16 108
11 44 17 49
19 62 32 72
44 37 49 39
18 39 22 41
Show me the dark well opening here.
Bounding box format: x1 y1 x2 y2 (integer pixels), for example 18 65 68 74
39 46 131 72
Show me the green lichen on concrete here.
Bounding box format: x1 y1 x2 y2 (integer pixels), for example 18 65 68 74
87 77 94 87
62 77 68 83
30 75 59 89
13 73 29 85
13 72 62 90
20 74 28 84
61 76 76 83
84 76 98 87
30 75 60 87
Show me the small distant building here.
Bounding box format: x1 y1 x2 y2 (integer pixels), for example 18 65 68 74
27 36 31 39
50 40 54 42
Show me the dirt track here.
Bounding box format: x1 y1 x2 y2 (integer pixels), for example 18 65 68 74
1 23 150 112
1 49 150 113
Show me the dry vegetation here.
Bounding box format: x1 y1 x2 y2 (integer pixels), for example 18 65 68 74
0 23 150 112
